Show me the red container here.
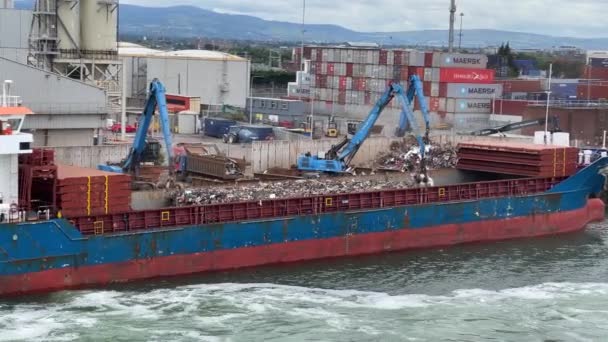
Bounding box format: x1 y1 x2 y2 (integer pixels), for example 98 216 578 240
316 75 327 88
346 63 354 77
584 66 608 80
394 50 403 65
327 63 335 76
400 67 409 81
339 76 347 91
497 79 543 93
338 91 346 105
577 84 608 100
379 50 388 65
424 53 433 67
494 99 530 116
440 68 495 83
439 83 448 97
364 92 372 105
422 82 430 95
408 67 424 79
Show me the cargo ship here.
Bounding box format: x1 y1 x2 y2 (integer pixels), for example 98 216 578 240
2 101 608 297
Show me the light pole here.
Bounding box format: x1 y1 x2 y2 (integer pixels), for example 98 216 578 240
299 0 306 100
544 63 553 145
458 13 464 50
249 75 263 124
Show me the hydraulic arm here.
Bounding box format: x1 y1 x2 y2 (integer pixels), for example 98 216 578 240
297 76 432 185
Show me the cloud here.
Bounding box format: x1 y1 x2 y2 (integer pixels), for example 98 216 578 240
120 0 608 38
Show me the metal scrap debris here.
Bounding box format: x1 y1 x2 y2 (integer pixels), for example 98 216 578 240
375 139 458 172
173 176 416 206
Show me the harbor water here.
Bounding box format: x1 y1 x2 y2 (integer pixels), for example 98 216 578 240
3 221 608 341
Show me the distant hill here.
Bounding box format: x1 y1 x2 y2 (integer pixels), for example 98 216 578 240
13 1 608 49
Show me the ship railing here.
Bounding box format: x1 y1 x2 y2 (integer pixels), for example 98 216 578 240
68 177 565 236
0 95 22 107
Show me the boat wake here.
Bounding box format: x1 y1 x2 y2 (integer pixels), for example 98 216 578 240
2 282 608 341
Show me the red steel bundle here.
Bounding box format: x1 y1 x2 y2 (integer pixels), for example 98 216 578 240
456 141 578 177
56 165 132 217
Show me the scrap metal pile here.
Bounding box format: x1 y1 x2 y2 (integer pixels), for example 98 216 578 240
375 139 458 172
173 176 416 206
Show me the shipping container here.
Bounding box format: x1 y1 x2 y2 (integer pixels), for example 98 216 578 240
346 63 354 77
551 82 578 99
439 83 448 97
449 98 494 113
440 68 495 83
387 50 394 65
423 68 433 82
409 51 425 67
446 83 504 99
424 53 433 67
431 68 441 82
203 118 237 138
409 67 425 79
583 66 608 80
430 82 440 97
589 58 608 68
379 50 388 65
497 79 546 93
577 84 608 100
437 53 489 69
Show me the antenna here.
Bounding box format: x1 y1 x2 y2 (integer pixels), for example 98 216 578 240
448 0 456 52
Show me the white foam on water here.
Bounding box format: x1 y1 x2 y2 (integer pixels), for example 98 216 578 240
5 281 608 341
0 309 63 342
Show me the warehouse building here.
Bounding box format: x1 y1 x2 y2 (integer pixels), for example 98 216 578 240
0 5 31 63
119 43 249 108
0 57 107 146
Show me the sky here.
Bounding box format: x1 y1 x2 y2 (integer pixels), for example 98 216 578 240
120 0 607 38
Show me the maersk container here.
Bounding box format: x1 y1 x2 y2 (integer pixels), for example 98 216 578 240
423 68 433 82
447 83 504 99
203 118 237 138
448 98 493 114
438 53 489 69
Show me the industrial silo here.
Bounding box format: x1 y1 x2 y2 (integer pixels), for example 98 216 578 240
80 0 118 52
57 0 80 51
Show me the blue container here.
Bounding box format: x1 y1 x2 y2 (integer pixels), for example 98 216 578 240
551 82 578 100
203 117 237 138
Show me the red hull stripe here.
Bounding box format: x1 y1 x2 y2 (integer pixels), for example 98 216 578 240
1 199 604 297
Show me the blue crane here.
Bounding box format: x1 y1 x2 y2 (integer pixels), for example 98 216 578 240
297 75 431 184
99 79 174 177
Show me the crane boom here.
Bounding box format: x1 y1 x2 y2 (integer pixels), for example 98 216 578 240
395 75 430 159
469 116 560 136
297 77 432 184
123 79 173 175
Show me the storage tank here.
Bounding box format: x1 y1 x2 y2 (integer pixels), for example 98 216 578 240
80 0 118 51
57 0 80 50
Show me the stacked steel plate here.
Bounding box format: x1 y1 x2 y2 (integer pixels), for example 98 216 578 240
456 141 579 177
56 165 132 217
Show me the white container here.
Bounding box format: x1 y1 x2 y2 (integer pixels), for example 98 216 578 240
534 131 551 145
552 132 571 147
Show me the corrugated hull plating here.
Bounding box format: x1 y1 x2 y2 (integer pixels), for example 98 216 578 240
1 159 607 297
0 193 603 296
